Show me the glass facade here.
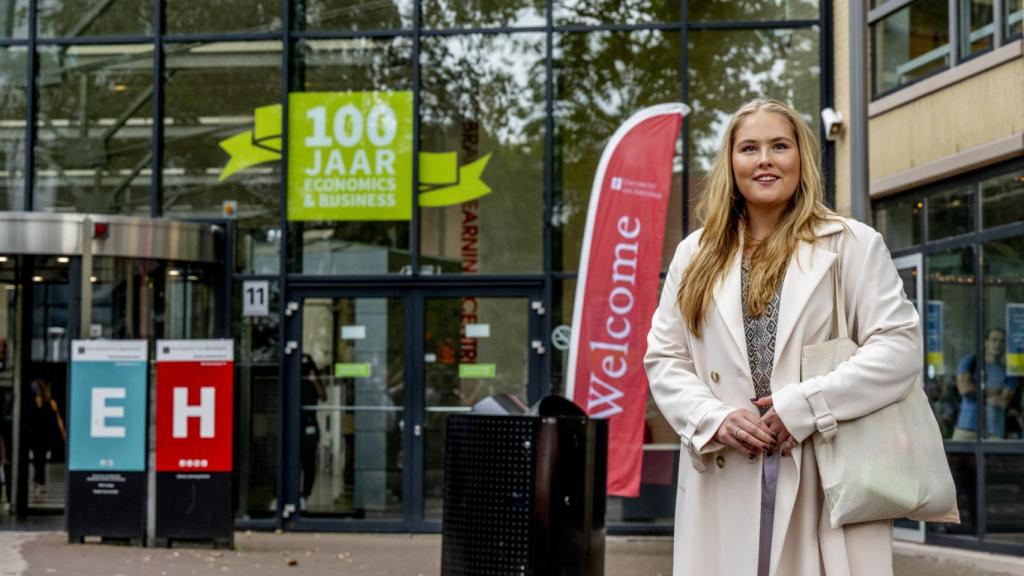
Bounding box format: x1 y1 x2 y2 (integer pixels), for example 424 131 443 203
0 0 831 538
875 157 1024 550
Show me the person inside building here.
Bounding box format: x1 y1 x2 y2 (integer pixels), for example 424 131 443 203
299 354 327 510
953 328 1019 440
27 379 65 496
645 98 922 575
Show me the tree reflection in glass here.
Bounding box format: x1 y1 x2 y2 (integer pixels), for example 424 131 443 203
37 0 151 37
554 0 678 26
166 0 280 35
297 0 412 31
419 33 545 274
422 0 544 29
0 0 29 38
688 0 818 22
553 30 682 271
0 47 27 210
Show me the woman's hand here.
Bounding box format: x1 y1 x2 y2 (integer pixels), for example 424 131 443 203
714 409 777 458
753 397 798 456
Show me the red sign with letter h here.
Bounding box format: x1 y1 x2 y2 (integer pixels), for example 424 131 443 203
155 360 233 472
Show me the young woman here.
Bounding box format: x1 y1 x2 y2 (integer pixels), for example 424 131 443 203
645 99 922 575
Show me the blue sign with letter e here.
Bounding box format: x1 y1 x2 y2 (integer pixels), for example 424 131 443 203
68 341 148 472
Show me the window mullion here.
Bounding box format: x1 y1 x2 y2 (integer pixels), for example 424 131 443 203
994 0 1006 46
950 0 960 65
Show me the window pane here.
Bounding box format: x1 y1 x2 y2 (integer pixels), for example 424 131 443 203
300 297 405 519
688 28 820 219
689 0 818 21
981 166 1024 230
287 38 413 275
927 184 974 241
423 296 530 520
166 0 280 35
162 41 282 274
162 263 216 339
873 195 922 250
981 235 1024 441
959 0 995 57
0 0 28 38
553 30 682 272
986 454 1024 543
34 45 153 215
925 247 977 440
234 281 279 520
37 0 151 37
927 452 977 537
298 0 413 31
871 1 950 96
89 257 158 340
0 47 27 210
423 0 544 28
1008 0 1023 38
554 0 678 25
419 33 544 274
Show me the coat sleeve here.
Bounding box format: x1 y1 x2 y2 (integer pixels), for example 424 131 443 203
645 237 735 458
772 226 923 442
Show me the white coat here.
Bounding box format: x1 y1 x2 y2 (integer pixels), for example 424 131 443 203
644 217 922 576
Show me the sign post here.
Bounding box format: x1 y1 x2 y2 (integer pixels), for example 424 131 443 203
67 340 148 544
154 340 234 548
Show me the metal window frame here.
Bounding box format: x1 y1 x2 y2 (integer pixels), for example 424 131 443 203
869 0 1013 99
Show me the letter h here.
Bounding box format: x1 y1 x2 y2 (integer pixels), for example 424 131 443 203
173 387 216 439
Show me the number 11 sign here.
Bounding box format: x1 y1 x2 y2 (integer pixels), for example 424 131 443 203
242 281 269 317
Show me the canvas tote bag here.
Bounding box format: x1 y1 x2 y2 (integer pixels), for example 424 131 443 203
800 233 959 529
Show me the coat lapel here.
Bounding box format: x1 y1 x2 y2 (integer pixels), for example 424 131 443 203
712 246 750 372
771 234 838 373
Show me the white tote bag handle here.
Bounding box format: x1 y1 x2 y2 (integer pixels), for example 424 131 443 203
804 234 845 442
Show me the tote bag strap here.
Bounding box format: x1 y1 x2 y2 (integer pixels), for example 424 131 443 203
830 231 849 340
805 231 846 442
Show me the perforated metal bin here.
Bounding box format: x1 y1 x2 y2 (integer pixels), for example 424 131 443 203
441 395 607 576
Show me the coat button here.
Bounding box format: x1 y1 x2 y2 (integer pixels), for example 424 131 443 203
715 455 725 469
711 371 720 383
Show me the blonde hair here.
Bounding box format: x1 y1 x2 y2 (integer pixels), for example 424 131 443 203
677 98 835 337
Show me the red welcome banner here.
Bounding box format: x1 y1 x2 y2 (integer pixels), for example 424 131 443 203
566 104 687 497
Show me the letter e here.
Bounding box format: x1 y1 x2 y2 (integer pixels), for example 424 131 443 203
91 387 126 438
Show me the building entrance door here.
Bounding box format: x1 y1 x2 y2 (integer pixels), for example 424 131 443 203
286 287 544 530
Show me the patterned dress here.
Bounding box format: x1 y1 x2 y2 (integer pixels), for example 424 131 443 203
741 255 784 576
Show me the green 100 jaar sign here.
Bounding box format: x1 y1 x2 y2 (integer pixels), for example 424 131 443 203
288 91 413 221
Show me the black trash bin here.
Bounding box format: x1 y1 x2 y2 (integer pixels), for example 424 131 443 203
441 394 607 576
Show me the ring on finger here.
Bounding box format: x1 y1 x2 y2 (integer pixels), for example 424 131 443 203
733 428 743 440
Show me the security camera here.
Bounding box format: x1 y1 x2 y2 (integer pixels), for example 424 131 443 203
821 107 844 142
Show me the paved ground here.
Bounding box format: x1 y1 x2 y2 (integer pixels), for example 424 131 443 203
2 530 1022 575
